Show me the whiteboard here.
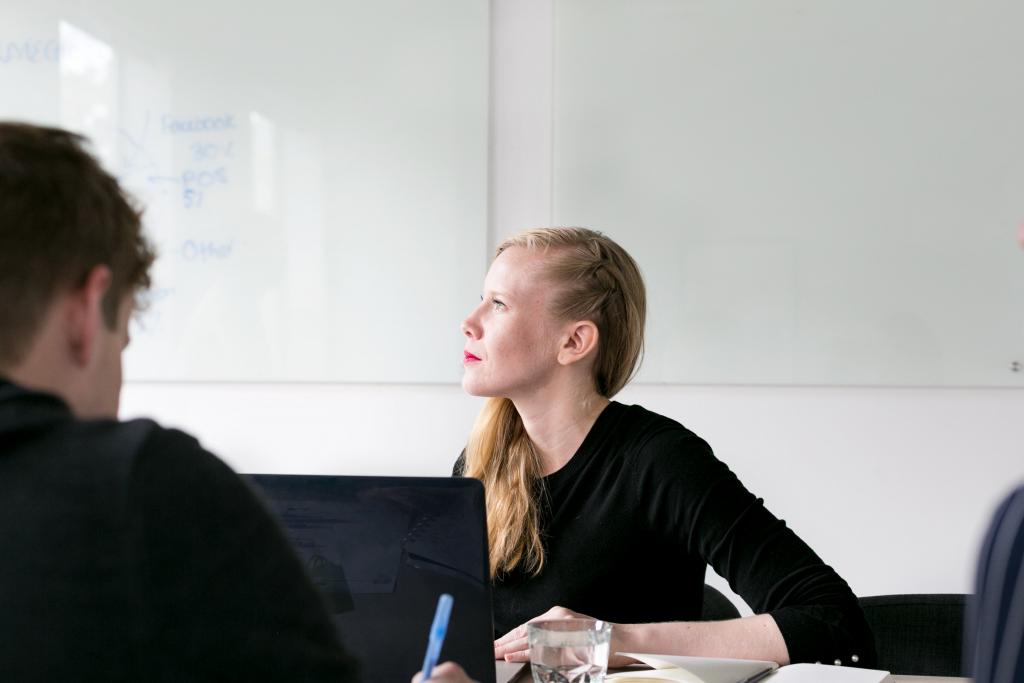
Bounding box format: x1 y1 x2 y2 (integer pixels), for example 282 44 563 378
0 0 488 382
554 0 1024 386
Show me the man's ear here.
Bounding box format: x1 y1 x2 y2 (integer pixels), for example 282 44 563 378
557 320 599 367
65 265 112 368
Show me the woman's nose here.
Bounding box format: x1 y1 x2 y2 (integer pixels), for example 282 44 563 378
461 311 480 339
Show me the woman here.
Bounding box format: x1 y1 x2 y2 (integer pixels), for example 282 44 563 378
456 227 875 668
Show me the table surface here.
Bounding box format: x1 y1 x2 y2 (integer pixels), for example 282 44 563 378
495 662 969 683
495 661 526 682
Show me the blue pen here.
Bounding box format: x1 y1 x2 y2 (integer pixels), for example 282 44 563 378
421 593 454 681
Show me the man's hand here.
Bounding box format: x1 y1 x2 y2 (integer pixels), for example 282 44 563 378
412 661 480 683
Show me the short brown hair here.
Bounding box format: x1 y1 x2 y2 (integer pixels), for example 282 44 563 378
0 122 155 366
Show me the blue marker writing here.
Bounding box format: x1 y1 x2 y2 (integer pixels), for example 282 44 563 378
421 593 454 681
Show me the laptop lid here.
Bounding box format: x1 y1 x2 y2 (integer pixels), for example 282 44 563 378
247 474 496 683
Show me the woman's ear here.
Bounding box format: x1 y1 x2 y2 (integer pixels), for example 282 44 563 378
65 265 112 367
557 320 599 366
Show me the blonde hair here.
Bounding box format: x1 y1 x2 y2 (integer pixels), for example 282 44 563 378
463 227 646 578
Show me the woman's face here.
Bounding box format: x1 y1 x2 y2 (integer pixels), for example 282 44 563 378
461 247 565 399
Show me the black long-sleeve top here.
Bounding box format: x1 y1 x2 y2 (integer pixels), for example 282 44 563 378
456 401 876 667
0 379 360 681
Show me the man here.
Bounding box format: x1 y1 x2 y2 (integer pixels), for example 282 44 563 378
967 485 1024 683
0 122 481 682
964 233 1024 683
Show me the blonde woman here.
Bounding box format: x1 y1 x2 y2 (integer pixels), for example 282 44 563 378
457 228 875 668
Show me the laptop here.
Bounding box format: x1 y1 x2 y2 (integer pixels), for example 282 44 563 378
247 474 498 683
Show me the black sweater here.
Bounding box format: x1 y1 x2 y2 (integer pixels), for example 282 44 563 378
0 380 359 681
456 401 875 667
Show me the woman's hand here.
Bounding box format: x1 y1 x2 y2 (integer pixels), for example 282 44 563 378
411 661 479 683
493 605 637 668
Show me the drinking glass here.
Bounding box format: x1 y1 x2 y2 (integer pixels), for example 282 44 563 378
527 618 612 683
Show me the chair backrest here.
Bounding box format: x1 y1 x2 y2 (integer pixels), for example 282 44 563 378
858 593 967 677
702 584 741 621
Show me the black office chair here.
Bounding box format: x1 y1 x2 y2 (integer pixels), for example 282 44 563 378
858 593 967 677
702 584 741 620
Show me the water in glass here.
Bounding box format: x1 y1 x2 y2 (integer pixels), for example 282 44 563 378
529 641 609 682
528 619 611 683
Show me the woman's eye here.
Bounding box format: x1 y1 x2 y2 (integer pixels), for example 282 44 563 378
492 299 506 310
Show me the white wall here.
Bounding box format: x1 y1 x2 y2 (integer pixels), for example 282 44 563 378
121 0 1024 614
120 381 1024 613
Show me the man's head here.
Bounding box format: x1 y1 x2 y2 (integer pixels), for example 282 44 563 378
0 122 155 418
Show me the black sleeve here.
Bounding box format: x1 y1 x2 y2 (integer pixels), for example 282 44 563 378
128 428 361 682
634 430 876 667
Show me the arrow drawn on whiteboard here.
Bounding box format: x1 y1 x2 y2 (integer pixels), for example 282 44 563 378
118 111 159 174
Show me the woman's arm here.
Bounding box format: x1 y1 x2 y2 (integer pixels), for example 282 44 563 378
493 606 788 667
635 431 874 666
617 614 789 663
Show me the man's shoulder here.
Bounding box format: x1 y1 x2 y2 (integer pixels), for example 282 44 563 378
990 483 1024 542
64 416 207 470
1004 483 1024 506
124 420 249 497
56 417 241 500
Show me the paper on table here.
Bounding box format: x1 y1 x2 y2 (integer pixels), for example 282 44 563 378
752 664 891 682
609 654 777 683
608 654 892 683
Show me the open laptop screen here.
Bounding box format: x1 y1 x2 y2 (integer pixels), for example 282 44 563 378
247 474 496 683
